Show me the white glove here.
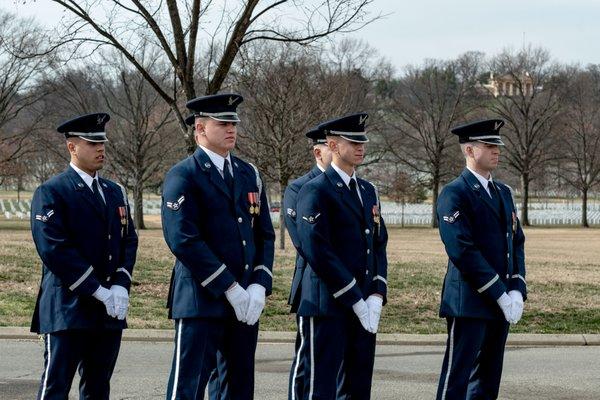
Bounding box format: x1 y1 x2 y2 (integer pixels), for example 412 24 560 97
111 285 129 321
352 299 374 333
508 290 524 324
93 286 117 318
245 284 266 326
225 283 250 323
365 295 383 334
497 292 516 324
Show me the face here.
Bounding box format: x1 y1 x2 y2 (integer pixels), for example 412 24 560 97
195 118 237 156
67 138 105 176
329 137 365 168
465 142 500 173
313 144 333 168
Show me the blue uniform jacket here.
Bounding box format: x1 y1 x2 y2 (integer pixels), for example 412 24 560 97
284 165 322 312
437 169 527 320
162 147 275 319
30 166 138 334
295 166 388 316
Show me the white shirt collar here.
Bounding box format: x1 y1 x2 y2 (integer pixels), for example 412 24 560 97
70 162 99 190
331 162 357 188
199 144 232 173
316 163 326 172
467 166 493 193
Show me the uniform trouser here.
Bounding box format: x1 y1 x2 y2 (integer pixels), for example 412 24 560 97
166 317 259 400
36 329 123 400
207 352 229 400
288 313 376 400
436 317 510 400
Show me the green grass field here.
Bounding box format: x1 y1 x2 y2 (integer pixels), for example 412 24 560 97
1 217 599 333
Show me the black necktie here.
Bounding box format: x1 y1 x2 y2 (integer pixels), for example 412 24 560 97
223 159 234 193
92 179 107 211
349 178 362 207
489 180 500 208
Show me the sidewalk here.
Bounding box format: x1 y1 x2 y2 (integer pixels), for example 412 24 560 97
1 327 598 346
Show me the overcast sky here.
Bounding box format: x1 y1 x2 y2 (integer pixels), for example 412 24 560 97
9 0 600 69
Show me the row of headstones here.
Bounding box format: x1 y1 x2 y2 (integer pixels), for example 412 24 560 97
2 198 600 225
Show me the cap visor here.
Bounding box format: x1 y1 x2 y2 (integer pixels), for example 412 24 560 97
210 115 240 122
79 135 109 143
476 138 504 146
340 134 369 143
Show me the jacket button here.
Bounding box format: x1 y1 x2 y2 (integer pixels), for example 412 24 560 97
242 240 246 246
238 217 243 223
108 254 112 261
106 277 111 282
366 270 369 275
245 264 249 270
108 234 111 240
365 229 370 235
507 253 510 259
367 249 370 254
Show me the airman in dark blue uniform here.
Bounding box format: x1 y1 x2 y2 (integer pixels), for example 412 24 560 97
162 94 275 400
293 113 388 400
30 113 138 400
284 127 333 400
435 119 527 400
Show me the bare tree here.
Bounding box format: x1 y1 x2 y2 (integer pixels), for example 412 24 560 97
234 40 384 248
485 46 565 225
0 11 49 166
556 65 600 227
29 0 379 154
383 52 483 227
97 50 184 229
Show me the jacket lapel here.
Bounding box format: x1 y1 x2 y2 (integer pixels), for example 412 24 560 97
99 179 121 230
325 167 363 220
193 148 232 200
358 179 373 226
461 169 500 220
231 156 245 203
67 167 107 221
496 183 513 229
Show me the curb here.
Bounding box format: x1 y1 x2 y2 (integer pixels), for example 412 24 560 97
0 327 598 346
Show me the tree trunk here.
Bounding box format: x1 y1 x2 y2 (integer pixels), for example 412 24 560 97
431 174 440 228
520 173 530 226
279 188 285 250
582 187 589 228
133 181 146 230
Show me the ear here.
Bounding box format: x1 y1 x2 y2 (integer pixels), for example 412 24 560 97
195 118 205 135
327 137 337 152
66 140 76 154
313 146 321 160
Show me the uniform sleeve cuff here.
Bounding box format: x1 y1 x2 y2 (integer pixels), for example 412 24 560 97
368 275 388 305
111 268 133 290
332 278 363 308
69 266 101 296
252 265 273 295
508 274 527 300
477 274 506 301
201 264 236 298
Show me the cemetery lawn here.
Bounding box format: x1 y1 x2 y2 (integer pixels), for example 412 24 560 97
1 217 599 334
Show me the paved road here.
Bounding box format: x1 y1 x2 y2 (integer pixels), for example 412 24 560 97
1 338 599 399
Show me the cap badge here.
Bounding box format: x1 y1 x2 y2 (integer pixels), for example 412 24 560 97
359 114 368 125
228 96 238 106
